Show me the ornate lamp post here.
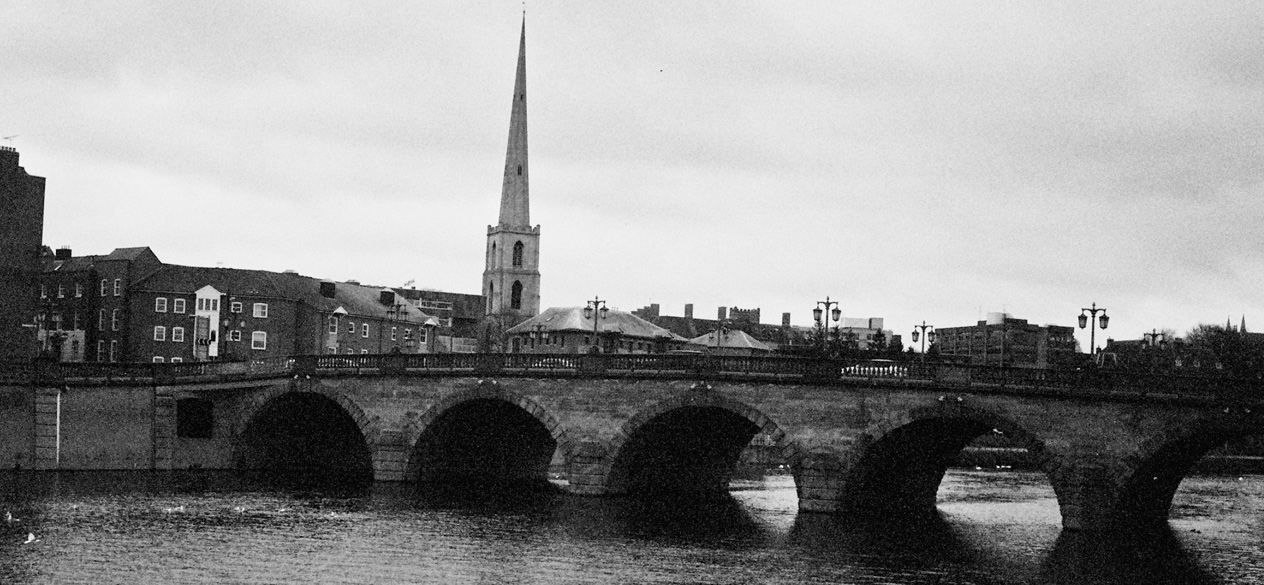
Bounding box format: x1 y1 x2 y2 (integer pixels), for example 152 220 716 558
1143 329 1166 348
1078 302 1109 359
582 297 609 353
813 297 841 353
911 321 935 362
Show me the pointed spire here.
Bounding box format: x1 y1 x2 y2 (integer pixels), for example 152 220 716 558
1227 316 1233 331
1242 315 1248 335
498 18 530 228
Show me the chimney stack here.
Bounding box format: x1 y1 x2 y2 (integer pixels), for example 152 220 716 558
684 304 694 320
55 247 72 261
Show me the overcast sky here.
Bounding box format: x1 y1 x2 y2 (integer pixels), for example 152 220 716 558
3 1 1261 351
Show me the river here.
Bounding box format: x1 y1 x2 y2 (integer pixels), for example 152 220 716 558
1 470 1261 584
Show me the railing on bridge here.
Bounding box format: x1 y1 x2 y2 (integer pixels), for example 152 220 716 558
0 355 1259 403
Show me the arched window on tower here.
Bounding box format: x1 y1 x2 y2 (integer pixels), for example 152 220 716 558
512 241 524 267
491 242 497 268
487 282 494 313
511 281 523 310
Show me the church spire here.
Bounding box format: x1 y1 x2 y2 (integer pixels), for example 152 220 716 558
498 18 530 228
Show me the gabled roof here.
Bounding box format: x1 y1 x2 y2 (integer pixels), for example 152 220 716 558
687 329 772 351
507 306 687 341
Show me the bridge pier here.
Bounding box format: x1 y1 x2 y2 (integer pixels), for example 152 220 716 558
795 452 845 513
373 429 406 482
1053 461 1127 532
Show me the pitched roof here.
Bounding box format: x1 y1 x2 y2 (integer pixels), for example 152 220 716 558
507 306 686 340
687 329 772 351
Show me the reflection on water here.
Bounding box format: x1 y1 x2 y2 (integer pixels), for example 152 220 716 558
0 471 1261 584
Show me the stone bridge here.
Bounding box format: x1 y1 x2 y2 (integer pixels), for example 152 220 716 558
2 353 1262 533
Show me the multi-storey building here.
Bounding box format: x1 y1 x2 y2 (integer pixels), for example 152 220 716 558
933 312 1077 368
37 249 449 362
0 146 45 361
36 246 162 362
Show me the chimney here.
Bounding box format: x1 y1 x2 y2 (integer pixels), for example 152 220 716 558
684 304 694 320
380 289 395 306
55 247 72 261
718 306 727 320
319 282 336 298
782 312 791 327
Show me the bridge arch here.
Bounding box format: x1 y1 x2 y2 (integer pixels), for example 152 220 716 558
602 390 805 496
841 400 1056 519
1115 409 1264 525
232 382 378 484
403 382 571 489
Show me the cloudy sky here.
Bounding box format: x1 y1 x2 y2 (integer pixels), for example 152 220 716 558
3 1 1261 351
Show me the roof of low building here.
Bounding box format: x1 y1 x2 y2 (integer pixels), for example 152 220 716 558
687 329 772 351
507 307 687 341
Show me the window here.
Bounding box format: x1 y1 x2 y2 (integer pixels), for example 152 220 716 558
173 298 186 313
155 298 168 313
110 309 119 331
253 303 268 318
417 328 427 343
109 340 118 362
57 284 64 298
347 321 355 334
328 316 339 334
211 299 218 311
391 327 397 341
197 298 204 311
100 279 108 296
362 324 369 338
511 280 523 310
153 356 165 363
98 309 106 331
113 279 121 296
172 327 185 343
96 340 105 362
251 331 266 350
228 330 241 342
154 326 167 341
230 301 242 314
404 328 412 340
361 349 369 354
512 241 524 267
176 398 214 439
171 357 182 363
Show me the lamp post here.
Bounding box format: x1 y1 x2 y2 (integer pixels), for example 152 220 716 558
582 297 609 353
1078 302 1109 359
813 297 841 353
1143 329 1166 348
911 321 935 362
711 320 730 352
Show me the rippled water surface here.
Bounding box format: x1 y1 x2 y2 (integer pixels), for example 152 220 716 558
1 471 1261 584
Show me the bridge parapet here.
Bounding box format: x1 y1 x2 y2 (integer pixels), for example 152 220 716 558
1 355 1260 404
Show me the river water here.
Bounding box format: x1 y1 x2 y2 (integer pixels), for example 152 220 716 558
1 470 1261 584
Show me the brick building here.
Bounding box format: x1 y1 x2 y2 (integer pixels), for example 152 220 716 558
0 147 45 361
35 248 460 362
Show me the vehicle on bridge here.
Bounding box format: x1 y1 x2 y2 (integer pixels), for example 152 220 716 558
841 359 908 377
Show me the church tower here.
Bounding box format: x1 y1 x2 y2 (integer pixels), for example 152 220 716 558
483 18 541 319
